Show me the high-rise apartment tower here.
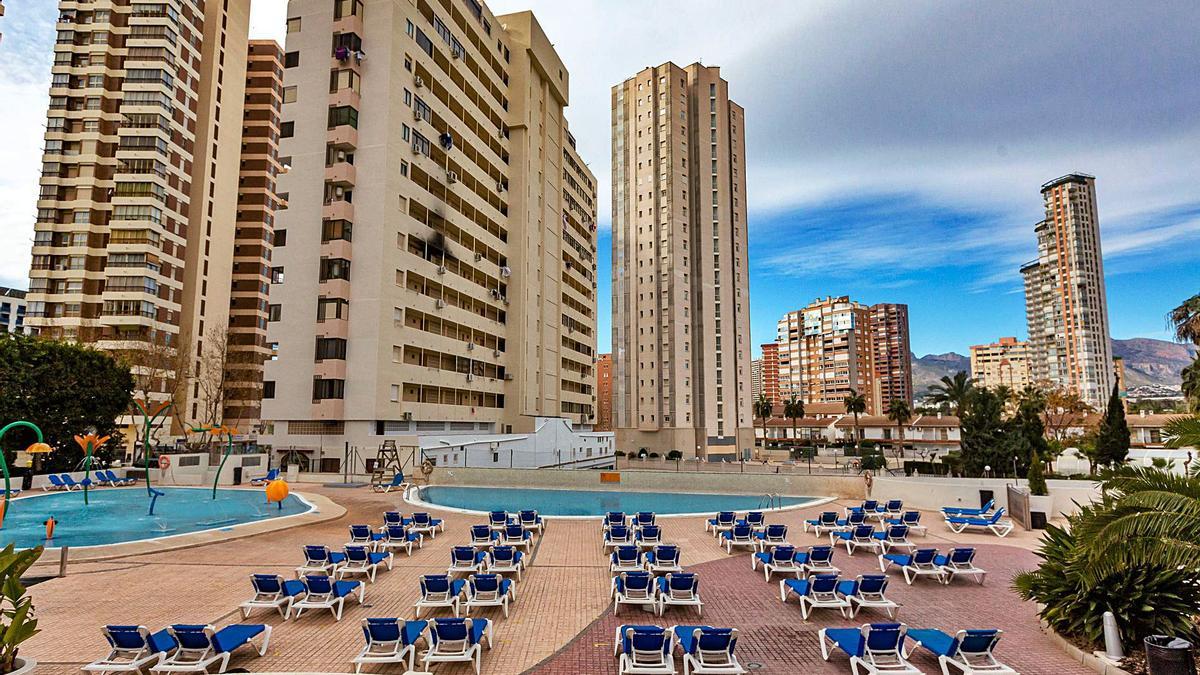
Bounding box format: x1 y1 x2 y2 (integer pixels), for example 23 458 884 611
27 0 252 440
1021 174 1113 408
260 3 598 462
611 62 753 458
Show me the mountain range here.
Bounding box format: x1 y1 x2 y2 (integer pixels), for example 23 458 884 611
912 337 1197 395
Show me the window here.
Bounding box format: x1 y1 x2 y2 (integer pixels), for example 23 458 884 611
321 219 352 242
275 230 287 246
263 381 276 398
267 304 282 321
283 86 297 103
333 0 363 20
411 132 431 157
286 17 301 33
413 96 431 123
315 336 347 360
414 28 433 57
319 257 351 281
317 297 349 321
280 121 294 138
327 105 359 129
312 378 345 400
329 69 360 93
270 267 285 283
284 51 300 68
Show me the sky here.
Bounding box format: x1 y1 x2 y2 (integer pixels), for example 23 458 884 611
1 1 1197 358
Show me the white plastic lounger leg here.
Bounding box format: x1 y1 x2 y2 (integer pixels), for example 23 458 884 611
818 628 832 660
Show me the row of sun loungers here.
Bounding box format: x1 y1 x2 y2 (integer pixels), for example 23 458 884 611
820 622 1016 675
614 624 745 675
43 471 135 491
84 623 271 675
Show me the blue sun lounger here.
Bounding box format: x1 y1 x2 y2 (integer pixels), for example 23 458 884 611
612 545 644 574
371 473 408 493
612 571 658 615
806 511 841 536
464 573 516 617
738 511 766 530
240 574 307 619
833 525 883 555
150 623 270 674
633 511 657 529
636 525 664 548
672 625 745 675
848 574 898 619
104 470 136 486
379 525 423 556
297 545 348 576
755 524 790 551
485 545 525 580
706 511 737 537
415 574 466 618
605 524 635 549
410 512 444 537
904 628 1016 675
488 511 511 530
340 545 393 583
470 525 500 548
448 546 487 576
612 625 673 675
292 574 364 621
721 524 757 553
381 511 410 529
518 509 545 534
942 499 995 519
84 625 178 674
873 525 915 553
499 523 533 550
603 511 628 531
421 617 493 674
819 622 921 675
248 468 279 486
656 573 703 617
879 548 948 585
348 524 388 549
887 511 927 537
946 509 1013 537
645 545 683 574
352 617 428 674
940 547 987 585
795 544 841 575
61 474 91 490
751 544 802 581
780 574 855 620
45 474 69 491
836 510 869 531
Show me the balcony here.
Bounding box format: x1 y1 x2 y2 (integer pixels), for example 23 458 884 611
326 125 358 150
325 161 356 186
323 199 353 222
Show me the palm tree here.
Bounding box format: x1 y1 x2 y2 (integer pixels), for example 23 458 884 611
885 399 912 458
783 395 805 455
1183 356 1200 414
1167 293 1200 345
753 394 773 456
1164 415 1200 450
1069 466 1200 584
928 371 974 412
843 389 867 450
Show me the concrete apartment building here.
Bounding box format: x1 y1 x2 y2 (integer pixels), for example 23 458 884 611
595 353 613 432
611 62 754 459
27 0 252 439
0 287 27 334
1021 174 1114 408
750 358 762 401
224 40 286 430
777 296 913 415
970 336 1032 392
261 1 599 467
869 302 913 411
756 342 781 405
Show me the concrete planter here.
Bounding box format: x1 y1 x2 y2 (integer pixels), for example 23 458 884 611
7 656 37 675
1029 494 1053 523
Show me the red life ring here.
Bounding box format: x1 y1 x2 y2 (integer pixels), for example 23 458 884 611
158 455 171 470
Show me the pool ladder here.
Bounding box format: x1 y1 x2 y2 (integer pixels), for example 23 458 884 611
759 493 782 510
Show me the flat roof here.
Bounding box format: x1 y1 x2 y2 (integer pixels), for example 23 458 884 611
1040 173 1095 191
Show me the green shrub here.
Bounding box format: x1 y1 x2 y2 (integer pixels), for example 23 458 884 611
665 450 682 460
614 450 626 458
1014 507 1200 649
1027 450 1049 496
648 452 660 459
859 453 888 471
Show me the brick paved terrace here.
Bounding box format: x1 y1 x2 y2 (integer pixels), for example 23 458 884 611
19 482 1083 675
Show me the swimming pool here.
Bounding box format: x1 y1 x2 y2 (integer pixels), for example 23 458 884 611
413 485 823 517
0 487 312 550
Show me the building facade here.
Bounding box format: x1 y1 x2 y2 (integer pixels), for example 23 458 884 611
969 336 1031 392
27 0 251 436
1021 174 1114 408
224 40 285 430
0 287 26 334
868 303 912 412
760 341 780 405
595 353 613 432
611 62 753 458
260 3 598 466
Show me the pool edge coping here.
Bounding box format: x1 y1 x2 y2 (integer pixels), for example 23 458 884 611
26 488 344 563
404 484 837 519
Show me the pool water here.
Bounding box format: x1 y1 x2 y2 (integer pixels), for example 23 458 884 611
416 485 819 516
0 487 310 549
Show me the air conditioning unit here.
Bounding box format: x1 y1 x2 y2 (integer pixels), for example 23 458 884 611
503 374 514 381
467 342 475 351
414 75 425 88
447 171 458 184
402 411 413 421
496 180 506 192
501 297 509 306
435 299 446 309
335 150 347 162
493 349 501 357
413 108 422 122
437 265 447 275
333 186 345 198
465 372 473 381
451 49 463 60
499 266 511 278
474 252 483 262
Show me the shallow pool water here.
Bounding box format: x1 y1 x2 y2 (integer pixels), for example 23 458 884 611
0 487 310 549
415 485 819 516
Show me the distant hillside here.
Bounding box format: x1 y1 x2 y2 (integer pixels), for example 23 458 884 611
1112 337 1197 388
912 337 1196 395
913 352 971 395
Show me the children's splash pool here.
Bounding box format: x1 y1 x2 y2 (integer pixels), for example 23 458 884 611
0 487 311 549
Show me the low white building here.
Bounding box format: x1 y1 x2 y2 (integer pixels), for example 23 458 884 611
419 417 615 469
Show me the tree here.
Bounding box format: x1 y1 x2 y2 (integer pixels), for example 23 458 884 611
843 389 866 449
1167 293 1200 345
783 396 805 450
1041 387 1093 441
1164 415 1200 450
0 334 133 472
1182 355 1200 414
753 394 772 454
1027 450 1048 495
927 371 974 412
1094 382 1130 468
958 387 1007 476
997 393 1051 478
885 399 911 458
